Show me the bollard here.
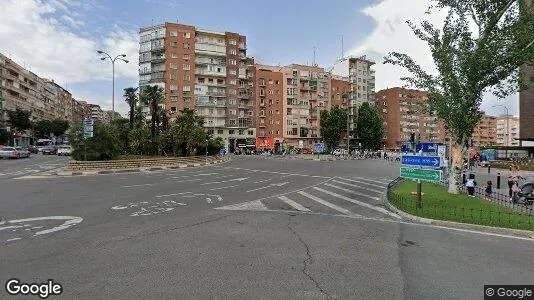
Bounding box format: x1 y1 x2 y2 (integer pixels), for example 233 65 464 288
488 165 491 174
497 172 501 189
462 172 466 184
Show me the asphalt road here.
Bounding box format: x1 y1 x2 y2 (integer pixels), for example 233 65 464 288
0 153 69 179
1 155 533 299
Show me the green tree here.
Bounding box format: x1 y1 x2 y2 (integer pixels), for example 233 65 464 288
384 0 534 193
170 108 206 156
123 87 138 130
50 119 69 139
140 85 164 155
0 128 9 145
129 125 152 155
33 120 53 138
110 118 130 154
6 108 32 131
69 123 120 161
320 106 347 151
356 103 385 150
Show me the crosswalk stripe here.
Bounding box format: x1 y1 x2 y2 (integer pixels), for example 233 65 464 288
278 196 311 212
324 183 380 201
350 177 390 185
332 180 383 194
338 177 388 189
297 191 354 215
215 200 269 211
312 187 400 219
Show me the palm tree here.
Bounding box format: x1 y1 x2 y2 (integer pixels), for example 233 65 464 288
123 87 139 130
140 85 164 155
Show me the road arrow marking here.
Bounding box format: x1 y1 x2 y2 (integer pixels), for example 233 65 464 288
200 177 249 185
206 198 212 203
245 182 289 193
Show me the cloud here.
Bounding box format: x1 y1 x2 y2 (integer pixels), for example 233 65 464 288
0 0 139 85
352 0 519 116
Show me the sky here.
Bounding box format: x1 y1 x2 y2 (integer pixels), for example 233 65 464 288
0 0 519 117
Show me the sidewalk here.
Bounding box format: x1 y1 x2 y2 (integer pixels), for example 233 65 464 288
459 166 534 195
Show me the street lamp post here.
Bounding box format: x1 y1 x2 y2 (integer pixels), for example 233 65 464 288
492 104 509 159
97 50 129 121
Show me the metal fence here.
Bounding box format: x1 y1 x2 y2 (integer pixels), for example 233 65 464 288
386 177 534 231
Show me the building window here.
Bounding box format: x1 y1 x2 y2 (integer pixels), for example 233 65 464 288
218 129 223 134
229 130 235 135
248 130 253 135
269 90 273 94
170 96 178 102
229 70 237 75
183 32 191 38
183 64 190 70
230 79 237 85
170 31 178 36
170 107 177 112
238 130 244 135
170 63 178 69
183 75 190 81
170 84 178 91
171 53 178 58
183 86 191 92
229 39 237 45
230 120 236 125
229 59 236 65
230 49 236 55
230 109 236 115
183 43 190 49
171 41 178 47
183 54 190 60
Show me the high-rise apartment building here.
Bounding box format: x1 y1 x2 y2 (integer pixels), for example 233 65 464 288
71 99 91 127
138 22 255 152
88 104 104 123
331 75 349 109
469 115 497 147
375 87 441 149
496 115 520 147
332 56 376 141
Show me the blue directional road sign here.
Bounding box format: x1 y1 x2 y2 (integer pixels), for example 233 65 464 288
416 142 441 153
401 155 442 168
314 143 325 153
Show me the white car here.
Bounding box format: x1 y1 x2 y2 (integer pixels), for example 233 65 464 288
332 149 343 156
57 145 72 156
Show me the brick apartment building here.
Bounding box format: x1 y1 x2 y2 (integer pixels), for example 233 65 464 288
0 52 93 137
375 87 441 149
138 22 255 152
331 75 349 109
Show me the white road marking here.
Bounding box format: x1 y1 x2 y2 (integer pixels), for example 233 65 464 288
253 178 273 183
332 180 383 194
350 177 390 186
340 178 389 189
278 196 311 212
169 172 219 179
215 200 268 211
246 182 289 193
6 238 21 242
206 198 212 203
313 187 400 219
214 166 331 179
324 183 380 201
209 185 238 191
122 178 202 188
297 191 354 215
0 216 83 238
0 225 24 231
200 177 249 185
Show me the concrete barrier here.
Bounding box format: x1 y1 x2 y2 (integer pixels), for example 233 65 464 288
66 155 224 172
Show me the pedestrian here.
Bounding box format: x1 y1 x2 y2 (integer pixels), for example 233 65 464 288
485 180 493 200
508 164 525 201
465 173 477 197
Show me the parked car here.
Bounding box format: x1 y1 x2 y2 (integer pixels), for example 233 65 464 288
42 145 57 155
14 147 30 158
332 148 343 156
0 147 22 159
27 145 39 154
301 148 313 154
57 145 72 156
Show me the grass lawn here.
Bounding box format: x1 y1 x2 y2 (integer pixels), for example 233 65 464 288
390 181 534 231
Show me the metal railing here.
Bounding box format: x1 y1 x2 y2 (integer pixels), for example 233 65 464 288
386 177 534 230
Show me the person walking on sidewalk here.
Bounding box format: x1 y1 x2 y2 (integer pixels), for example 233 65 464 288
485 180 493 200
508 164 525 201
466 174 477 197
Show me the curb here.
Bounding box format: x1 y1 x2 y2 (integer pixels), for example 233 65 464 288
381 192 534 239
56 157 231 177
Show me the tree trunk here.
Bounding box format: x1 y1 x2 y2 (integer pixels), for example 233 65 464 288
129 105 134 130
448 142 464 194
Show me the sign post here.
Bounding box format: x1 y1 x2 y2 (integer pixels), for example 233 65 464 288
83 118 94 161
314 143 325 159
401 154 443 209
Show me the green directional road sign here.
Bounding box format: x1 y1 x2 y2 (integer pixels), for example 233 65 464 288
400 167 442 182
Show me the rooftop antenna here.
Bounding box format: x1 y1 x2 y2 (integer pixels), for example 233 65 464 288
341 35 345 59
313 47 316 67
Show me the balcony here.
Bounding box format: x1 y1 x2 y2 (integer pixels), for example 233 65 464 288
239 43 246 50
238 93 251 99
206 91 226 97
151 44 165 52
195 69 227 77
239 54 247 60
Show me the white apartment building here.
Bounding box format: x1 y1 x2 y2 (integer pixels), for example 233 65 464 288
496 115 520 146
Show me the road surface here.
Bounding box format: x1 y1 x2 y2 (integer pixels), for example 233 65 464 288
1 155 532 299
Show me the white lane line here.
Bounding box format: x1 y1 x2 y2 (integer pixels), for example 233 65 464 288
332 180 383 194
339 178 388 189
200 177 248 186
324 183 380 201
122 178 202 188
246 182 289 193
297 191 354 216
350 177 390 185
215 200 269 211
253 178 273 184
313 187 400 219
214 166 331 179
278 196 311 212
169 172 219 179
210 185 238 191
6 238 22 242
